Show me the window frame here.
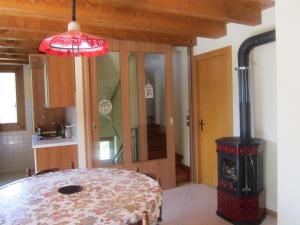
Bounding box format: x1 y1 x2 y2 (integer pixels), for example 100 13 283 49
0 65 25 132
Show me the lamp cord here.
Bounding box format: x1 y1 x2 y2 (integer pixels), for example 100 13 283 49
72 0 98 21
72 0 76 21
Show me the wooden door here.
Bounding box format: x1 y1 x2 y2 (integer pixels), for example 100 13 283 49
193 46 233 187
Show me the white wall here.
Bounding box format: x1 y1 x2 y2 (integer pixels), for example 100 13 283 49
75 57 87 168
173 47 190 166
194 8 277 211
194 8 275 136
251 43 277 212
276 1 300 224
65 107 77 138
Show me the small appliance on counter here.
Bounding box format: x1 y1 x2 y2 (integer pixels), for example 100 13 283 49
64 125 73 138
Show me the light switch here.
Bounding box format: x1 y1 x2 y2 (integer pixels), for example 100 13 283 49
170 117 174 125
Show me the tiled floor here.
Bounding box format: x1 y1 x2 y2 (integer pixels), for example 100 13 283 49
0 171 26 187
161 183 277 225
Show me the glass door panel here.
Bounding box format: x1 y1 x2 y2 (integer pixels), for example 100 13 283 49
96 52 123 165
130 52 167 162
145 53 167 160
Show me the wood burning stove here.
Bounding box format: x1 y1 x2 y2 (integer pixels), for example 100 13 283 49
216 30 275 225
216 137 265 224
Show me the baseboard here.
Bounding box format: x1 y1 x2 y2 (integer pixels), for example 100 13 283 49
265 208 277 218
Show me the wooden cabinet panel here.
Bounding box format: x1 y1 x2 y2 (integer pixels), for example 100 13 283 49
47 56 75 108
35 145 78 172
29 54 75 109
31 65 65 131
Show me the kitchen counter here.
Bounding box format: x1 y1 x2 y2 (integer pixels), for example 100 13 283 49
32 135 77 148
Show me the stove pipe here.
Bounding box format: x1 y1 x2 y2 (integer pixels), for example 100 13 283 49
238 30 276 140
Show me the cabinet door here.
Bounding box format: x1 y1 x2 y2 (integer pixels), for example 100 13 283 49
35 145 78 171
47 56 75 108
30 54 66 131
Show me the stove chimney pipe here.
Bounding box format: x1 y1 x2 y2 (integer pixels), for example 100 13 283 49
238 30 275 140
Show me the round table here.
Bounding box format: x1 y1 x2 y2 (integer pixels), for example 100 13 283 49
0 168 162 225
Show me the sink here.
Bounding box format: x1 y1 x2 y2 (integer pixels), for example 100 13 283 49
38 131 64 140
39 136 63 140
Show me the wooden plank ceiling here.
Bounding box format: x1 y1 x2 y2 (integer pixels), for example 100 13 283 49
0 0 274 65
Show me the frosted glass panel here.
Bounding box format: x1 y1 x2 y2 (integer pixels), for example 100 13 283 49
0 73 17 124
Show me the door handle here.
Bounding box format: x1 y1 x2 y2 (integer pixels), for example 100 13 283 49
199 119 206 131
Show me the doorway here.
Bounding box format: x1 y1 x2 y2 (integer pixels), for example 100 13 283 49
173 47 191 185
0 65 34 186
193 46 233 187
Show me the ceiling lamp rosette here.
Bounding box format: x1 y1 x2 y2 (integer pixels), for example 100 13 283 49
39 0 108 57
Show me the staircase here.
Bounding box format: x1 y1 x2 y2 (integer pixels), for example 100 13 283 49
147 124 167 160
176 153 190 185
146 124 190 185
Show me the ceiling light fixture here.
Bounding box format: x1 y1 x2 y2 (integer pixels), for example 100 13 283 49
39 0 108 57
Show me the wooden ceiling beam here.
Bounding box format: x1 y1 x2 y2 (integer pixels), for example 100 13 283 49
0 29 50 41
0 16 196 46
0 57 28 62
0 54 28 60
0 48 38 55
0 59 28 65
229 0 274 9
96 0 264 25
83 24 197 46
0 40 40 49
0 1 226 38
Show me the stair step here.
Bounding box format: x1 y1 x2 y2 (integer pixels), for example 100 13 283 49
175 153 183 166
176 165 190 185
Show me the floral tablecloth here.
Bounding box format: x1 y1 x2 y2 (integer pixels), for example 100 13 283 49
0 168 162 225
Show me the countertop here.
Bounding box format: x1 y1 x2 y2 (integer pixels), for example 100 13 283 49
32 135 77 149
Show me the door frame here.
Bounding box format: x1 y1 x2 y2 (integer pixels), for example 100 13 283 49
190 46 233 184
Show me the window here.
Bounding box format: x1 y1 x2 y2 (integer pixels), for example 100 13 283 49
0 66 25 132
99 137 120 163
100 140 111 161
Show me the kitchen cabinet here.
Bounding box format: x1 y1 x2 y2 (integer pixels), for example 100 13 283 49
34 145 78 172
30 54 66 130
29 54 75 108
45 56 75 108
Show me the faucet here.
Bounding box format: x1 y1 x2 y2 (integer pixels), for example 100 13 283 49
52 121 65 138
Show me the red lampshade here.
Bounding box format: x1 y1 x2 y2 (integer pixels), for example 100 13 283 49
39 30 109 57
39 0 108 57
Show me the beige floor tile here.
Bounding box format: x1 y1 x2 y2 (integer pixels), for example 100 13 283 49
161 183 277 225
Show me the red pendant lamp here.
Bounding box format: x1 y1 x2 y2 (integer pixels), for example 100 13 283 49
39 0 108 57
